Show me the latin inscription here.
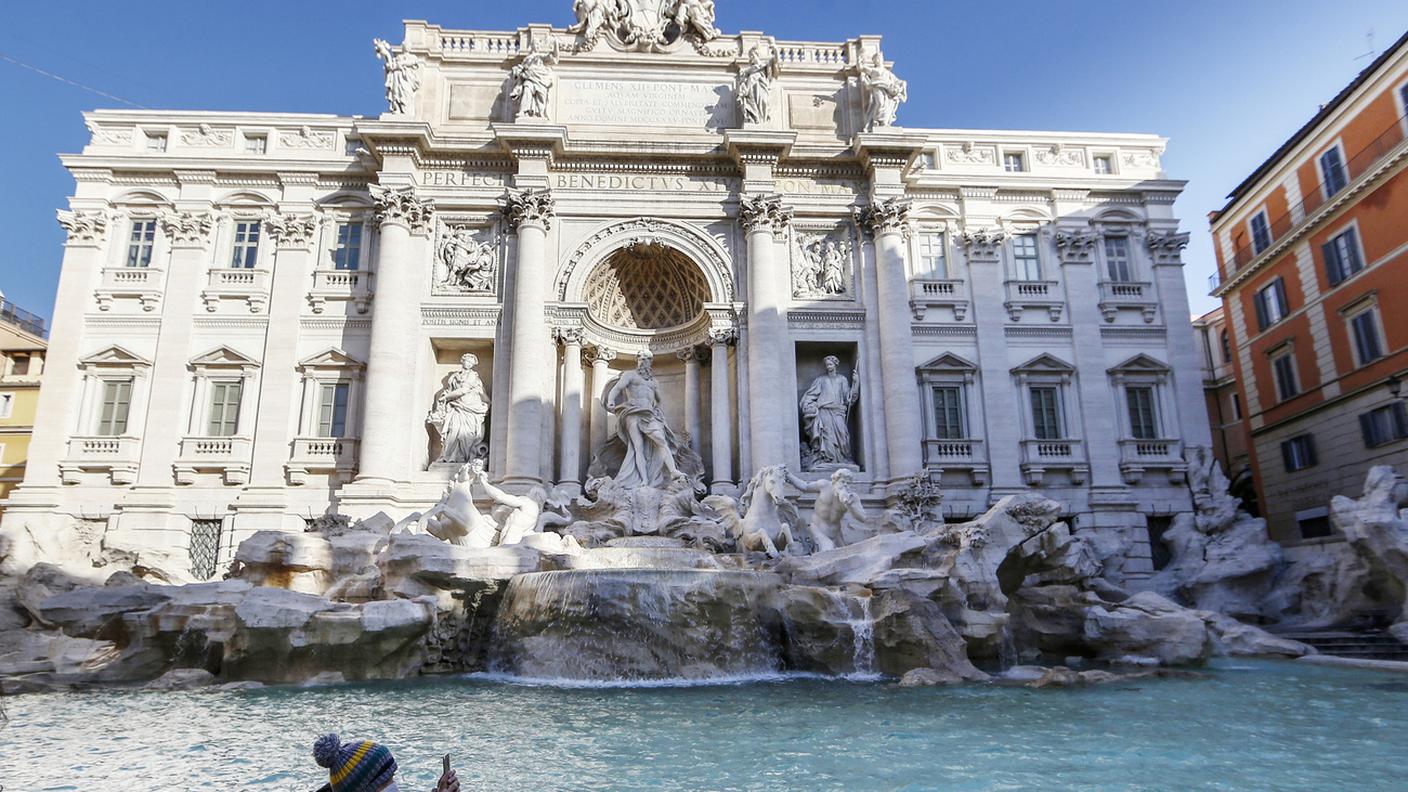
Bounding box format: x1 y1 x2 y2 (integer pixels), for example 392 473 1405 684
553 173 734 192
559 79 733 129
421 171 507 188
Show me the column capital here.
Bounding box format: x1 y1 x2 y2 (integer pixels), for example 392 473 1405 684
855 197 912 239
958 228 1006 263
56 209 109 246
738 193 792 235
370 184 435 235
158 210 215 248
1146 230 1191 266
502 187 556 231
676 346 705 362
707 327 738 346
1054 228 1099 265
554 326 585 346
585 345 617 365
263 212 322 250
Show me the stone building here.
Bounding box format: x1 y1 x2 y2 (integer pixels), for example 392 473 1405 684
0 295 47 503
1208 30 1408 545
1191 306 1253 512
1 5 1209 580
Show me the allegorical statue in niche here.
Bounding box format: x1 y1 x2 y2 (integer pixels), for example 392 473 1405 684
438 227 497 292
673 0 719 41
736 45 778 125
373 38 422 115
427 353 490 464
858 52 907 131
510 41 559 121
786 467 869 553
605 350 687 489
800 355 859 466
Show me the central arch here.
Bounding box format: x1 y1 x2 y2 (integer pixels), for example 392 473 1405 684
584 244 711 331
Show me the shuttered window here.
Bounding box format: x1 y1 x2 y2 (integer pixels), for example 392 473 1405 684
1249 212 1271 254
1360 403 1408 448
1254 278 1288 331
318 382 350 438
97 379 132 435
1322 226 1363 286
1280 434 1317 472
1320 146 1348 198
206 381 242 437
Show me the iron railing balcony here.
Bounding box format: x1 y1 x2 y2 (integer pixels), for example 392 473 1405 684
0 298 48 338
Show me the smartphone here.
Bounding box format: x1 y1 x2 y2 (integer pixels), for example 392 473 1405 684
442 754 451 776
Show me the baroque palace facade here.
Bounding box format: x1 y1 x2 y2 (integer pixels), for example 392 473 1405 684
2 5 1209 580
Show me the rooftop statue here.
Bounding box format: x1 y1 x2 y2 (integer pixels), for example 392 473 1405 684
736 45 778 125
673 0 719 41
373 38 422 115
509 41 560 121
858 52 907 131
569 0 720 49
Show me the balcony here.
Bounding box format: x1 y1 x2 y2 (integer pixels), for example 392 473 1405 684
1097 280 1158 323
1019 438 1089 486
201 268 271 313
921 438 988 485
1118 438 1186 484
308 269 372 314
1207 270 1221 294
0 298 47 337
95 267 164 312
174 435 253 485
1003 280 1064 322
909 279 970 320
286 436 359 485
60 435 141 484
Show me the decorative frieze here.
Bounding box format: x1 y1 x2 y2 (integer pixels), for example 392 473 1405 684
1145 230 1191 265
737 194 792 235
371 185 435 234
435 223 501 294
959 228 1005 262
790 226 854 299
502 187 556 231
263 213 321 249
945 143 996 165
1035 144 1084 167
179 124 233 148
56 210 109 245
856 197 911 238
279 126 336 150
158 210 215 247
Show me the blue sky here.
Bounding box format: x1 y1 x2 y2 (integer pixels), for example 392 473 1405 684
2 0 1406 323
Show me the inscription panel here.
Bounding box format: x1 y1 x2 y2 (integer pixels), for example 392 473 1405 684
559 79 734 129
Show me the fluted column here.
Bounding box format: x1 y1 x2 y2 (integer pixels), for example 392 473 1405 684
860 198 924 480
19 211 110 488
678 346 703 454
356 185 434 483
556 328 585 490
739 194 793 471
502 188 555 487
587 345 617 456
708 328 736 492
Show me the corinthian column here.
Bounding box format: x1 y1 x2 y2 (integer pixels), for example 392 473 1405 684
678 346 703 454
587 345 617 456
708 328 736 492
859 198 924 480
502 188 555 487
556 328 585 491
356 185 434 483
739 194 792 471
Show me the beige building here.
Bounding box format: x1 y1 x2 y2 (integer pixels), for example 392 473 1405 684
0 294 48 503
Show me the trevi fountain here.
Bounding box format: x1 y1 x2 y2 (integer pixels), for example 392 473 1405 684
3 2 1408 789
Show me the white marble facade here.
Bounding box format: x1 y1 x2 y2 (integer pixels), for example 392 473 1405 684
2 6 1210 579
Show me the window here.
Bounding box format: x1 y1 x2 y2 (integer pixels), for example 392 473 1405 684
1320 145 1348 198
1360 402 1408 448
1104 236 1133 282
206 381 242 437
10 354 30 376
1230 392 1242 420
0 392 13 419
932 386 966 439
916 233 947 279
1125 386 1159 439
1249 211 1272 254
1271 350 1299 402
1003 152 1026 172
230 221 261 269
318 382 350 437
1146 516 1173 570
1348 306 1383 367
97 379 132 435
1219 329 1232 362
1011 233 1042 281
1253 278 1288 331
243 134 267 154
1296 508 1332 540
126 219 156 268
1093 155 1113 175
189 519 224 581
1281 434 1317 472
145 132 167 152
332 223 362 270
1029 386 1062 440
1322 226 1363 286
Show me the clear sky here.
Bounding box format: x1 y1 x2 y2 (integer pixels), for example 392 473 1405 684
2 0 1406 324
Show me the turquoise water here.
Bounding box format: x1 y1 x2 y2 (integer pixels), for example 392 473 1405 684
2 659 1405 791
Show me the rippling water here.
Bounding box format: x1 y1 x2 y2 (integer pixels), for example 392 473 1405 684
3 659 1404 791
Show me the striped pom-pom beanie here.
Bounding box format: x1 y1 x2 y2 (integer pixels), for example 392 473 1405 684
313 733 398 792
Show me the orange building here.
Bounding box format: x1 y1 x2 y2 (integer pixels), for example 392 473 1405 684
1209 30 1408 544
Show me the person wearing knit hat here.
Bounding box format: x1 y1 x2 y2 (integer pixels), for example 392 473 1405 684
312 733 460 792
